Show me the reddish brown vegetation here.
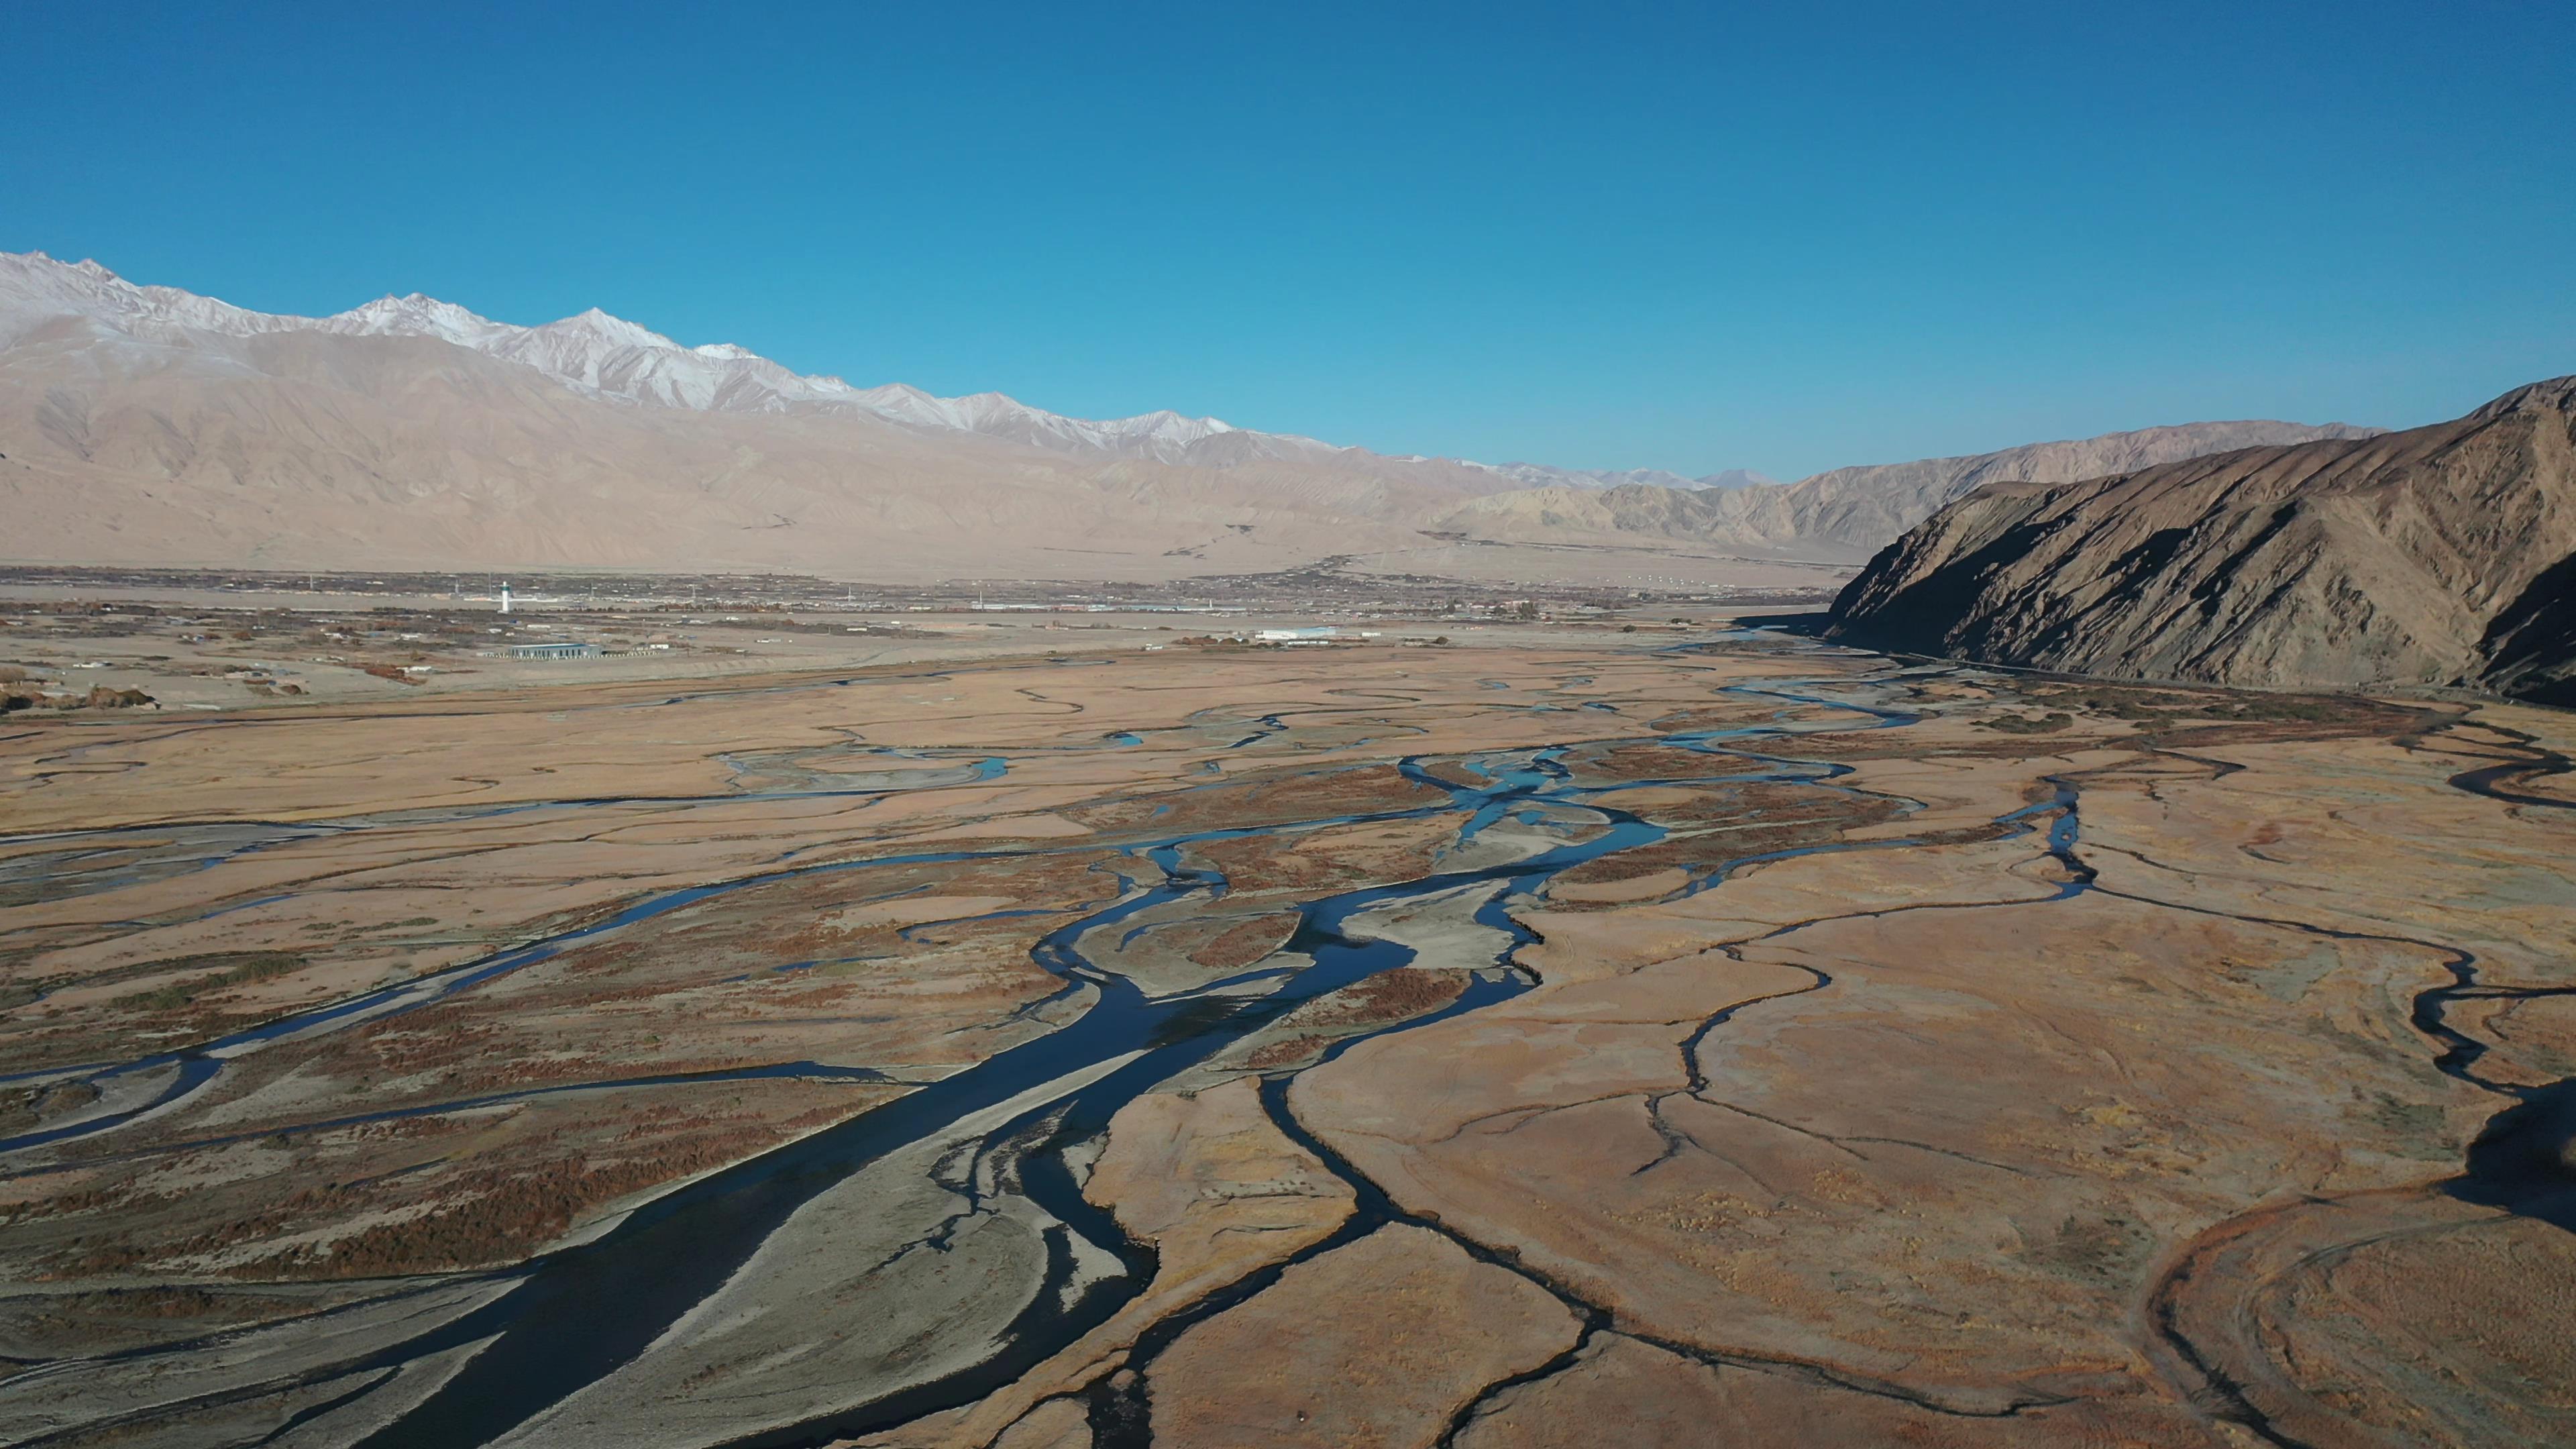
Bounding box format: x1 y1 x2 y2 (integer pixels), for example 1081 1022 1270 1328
50 1099 866 1281
1316 968 1466 1026
1547 787 1903 902
1245 1034 1331 1069
1198 912 1299 969
1142 912 1300 974
1073 765 1448 839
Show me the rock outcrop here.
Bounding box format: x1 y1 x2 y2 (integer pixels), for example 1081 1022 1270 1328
1829 376 2576 702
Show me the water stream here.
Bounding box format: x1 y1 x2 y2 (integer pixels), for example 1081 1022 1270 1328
7 665 2569 1448
5 674 1912 1445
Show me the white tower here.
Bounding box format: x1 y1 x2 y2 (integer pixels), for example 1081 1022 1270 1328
500 582 513 616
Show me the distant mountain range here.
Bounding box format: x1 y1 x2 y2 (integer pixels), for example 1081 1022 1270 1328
1439 417 2387 561
1831 376 2575 702
0 250 2380 582
0 253 1365 468
1461 464 1781 492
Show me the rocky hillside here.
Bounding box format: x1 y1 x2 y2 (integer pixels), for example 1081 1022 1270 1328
1440 417 2381 559
1829 376 2576 702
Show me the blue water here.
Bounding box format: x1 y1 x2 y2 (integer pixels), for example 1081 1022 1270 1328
11 669 1980 1448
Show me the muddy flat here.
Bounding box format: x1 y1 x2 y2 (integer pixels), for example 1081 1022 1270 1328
1 631 2569 1448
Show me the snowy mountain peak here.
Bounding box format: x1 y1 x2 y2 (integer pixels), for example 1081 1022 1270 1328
0 247 1703 483
1105 409 1237 441
0 250 143 325
540 307 681 351
326 293 519 348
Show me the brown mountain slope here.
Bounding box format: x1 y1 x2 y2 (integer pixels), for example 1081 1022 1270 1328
1439 418 2383 559
0 327 1530 580
1827 376 2576 702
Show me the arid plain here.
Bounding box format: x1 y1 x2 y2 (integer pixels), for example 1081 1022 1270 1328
2 625 2571 1449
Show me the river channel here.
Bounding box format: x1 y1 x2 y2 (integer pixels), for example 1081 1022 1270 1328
5 661 2567 1449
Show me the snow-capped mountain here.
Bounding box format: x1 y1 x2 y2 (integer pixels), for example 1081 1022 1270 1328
0 250 1349 468
0 250 1809 484
0 250 1794 481
0 249 2379 580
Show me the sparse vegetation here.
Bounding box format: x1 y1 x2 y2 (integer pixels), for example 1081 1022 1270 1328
2037 684 2355 725
1980 710 2074 734
111 953 307 1012
3 682 154 711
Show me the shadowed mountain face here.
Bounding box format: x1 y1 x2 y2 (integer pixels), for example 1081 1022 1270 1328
1829 376 2576 702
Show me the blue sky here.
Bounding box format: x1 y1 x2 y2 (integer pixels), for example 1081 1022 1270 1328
8 1 2569 478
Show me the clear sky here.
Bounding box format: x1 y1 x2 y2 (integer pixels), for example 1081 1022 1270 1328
8 1 2569 478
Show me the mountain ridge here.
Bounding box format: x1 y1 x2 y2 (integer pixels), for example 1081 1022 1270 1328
0 251 1316 468
0 252 1553 581
1825 375 2576 701
0 251 1790 486
1439 415 2388 558
0 248 2400 583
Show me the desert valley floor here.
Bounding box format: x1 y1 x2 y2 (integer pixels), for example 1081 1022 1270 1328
2 631 2572 1448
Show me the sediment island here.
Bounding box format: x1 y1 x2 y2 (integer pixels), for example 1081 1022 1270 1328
3 619 2568 1447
